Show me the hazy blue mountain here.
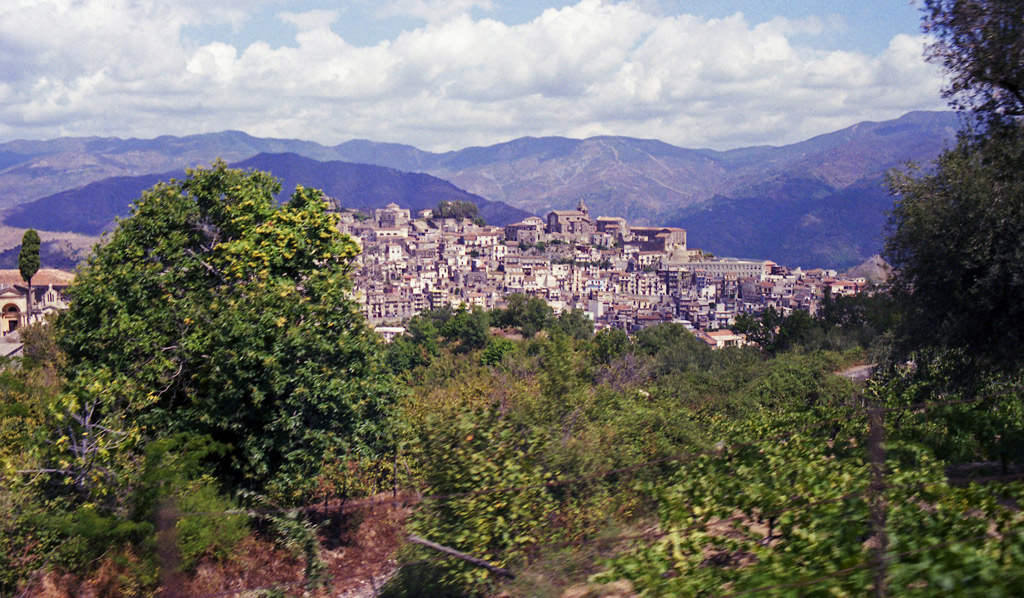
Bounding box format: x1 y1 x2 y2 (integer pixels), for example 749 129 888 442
4 153 530 236
0 131 342 208
0 111 963 267
231 153 531 226
330 112 960 235
332 139 435 172
668 175 895 269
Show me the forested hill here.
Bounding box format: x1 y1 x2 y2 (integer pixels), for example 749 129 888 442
2 154 531 235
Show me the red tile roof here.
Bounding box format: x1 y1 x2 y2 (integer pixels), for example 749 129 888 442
0 269 75 287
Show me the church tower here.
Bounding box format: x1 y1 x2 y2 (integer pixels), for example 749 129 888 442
577 197 589 217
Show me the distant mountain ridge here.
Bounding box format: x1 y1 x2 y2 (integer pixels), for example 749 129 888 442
0 111 963 267
4 154 531 236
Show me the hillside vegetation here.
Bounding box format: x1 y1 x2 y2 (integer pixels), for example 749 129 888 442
2 2 1024 594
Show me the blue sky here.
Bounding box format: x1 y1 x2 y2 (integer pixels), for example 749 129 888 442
0 0 945 151
185 1 924 55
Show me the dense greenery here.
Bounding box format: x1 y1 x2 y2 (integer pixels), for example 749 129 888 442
383 308 1023 597
732 291 896 357
886 132 1024 374
0 164 401 595
885 0 1024 380
922 0 1024 127
55 162 398 501
3 3 1024 589
434 200 487 226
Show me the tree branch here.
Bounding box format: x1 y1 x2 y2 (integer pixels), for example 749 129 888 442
407 535 516 578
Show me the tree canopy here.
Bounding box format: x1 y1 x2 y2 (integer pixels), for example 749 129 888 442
923 0 1024 127
433 200 486 226
19 229 41 317
55 162 399 500
886 0 1024 374
18 229 40 285
886 132 1024 371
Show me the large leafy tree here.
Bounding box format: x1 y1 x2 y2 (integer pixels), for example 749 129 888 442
886 133 1024 371
922 0 1024 127
55 162 399 501
886 0 1024 373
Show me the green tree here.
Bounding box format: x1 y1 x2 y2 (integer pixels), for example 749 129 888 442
550 308 594 340
733 308 784 353
885 0 1024 375
440 306 490 353
773 309 817 352
922 0 1024 128
18 229 40 320
495 294 552 338
434 200 485 225
54 162 399 501
404 406 556 594
480 336 515 366
590 327 630 365
886 126 1024 373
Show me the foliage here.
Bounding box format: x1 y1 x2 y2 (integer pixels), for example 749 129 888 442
434 200 486 226
634 323 714 375
18 228 40 287
481 336 516 366
605 409 1024 595
19 228 41 317
819 289 898 348
53 161 399 502
883 0 1024 380
878 363 1024 467
922 0 1024 128
539 333 582 408
494 294 553 338
390 309 1024 596
734 301 892 356
440 307 491 354
0 323 63 472
590 328 630 365
886 132 1024 375
406 405 558 593
549 308 594 340
133 433 249 571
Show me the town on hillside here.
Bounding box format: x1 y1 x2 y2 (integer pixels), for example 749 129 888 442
344 199 870 348
0 199 871 353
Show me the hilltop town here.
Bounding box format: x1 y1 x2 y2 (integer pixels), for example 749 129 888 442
0 197 871 353
343 199 870 343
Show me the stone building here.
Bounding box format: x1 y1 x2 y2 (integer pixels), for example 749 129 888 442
0 269 75 335
546 198 595 237
504 216 546 243
374 203 411 228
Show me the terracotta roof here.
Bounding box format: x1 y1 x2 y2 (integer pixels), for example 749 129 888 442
0 269 75 287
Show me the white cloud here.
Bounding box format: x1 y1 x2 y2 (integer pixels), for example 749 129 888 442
0 0 945 151
378 0 495 23
279 9 339 31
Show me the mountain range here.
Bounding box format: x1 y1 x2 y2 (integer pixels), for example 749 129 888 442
0 110 962 268
2 154 531 236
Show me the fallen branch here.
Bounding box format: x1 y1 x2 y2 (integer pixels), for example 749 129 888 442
407 535 515 579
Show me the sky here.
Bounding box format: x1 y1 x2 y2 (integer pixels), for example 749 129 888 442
0 0 948 151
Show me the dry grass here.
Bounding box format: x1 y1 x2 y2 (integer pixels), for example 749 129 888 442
0 224 99 254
